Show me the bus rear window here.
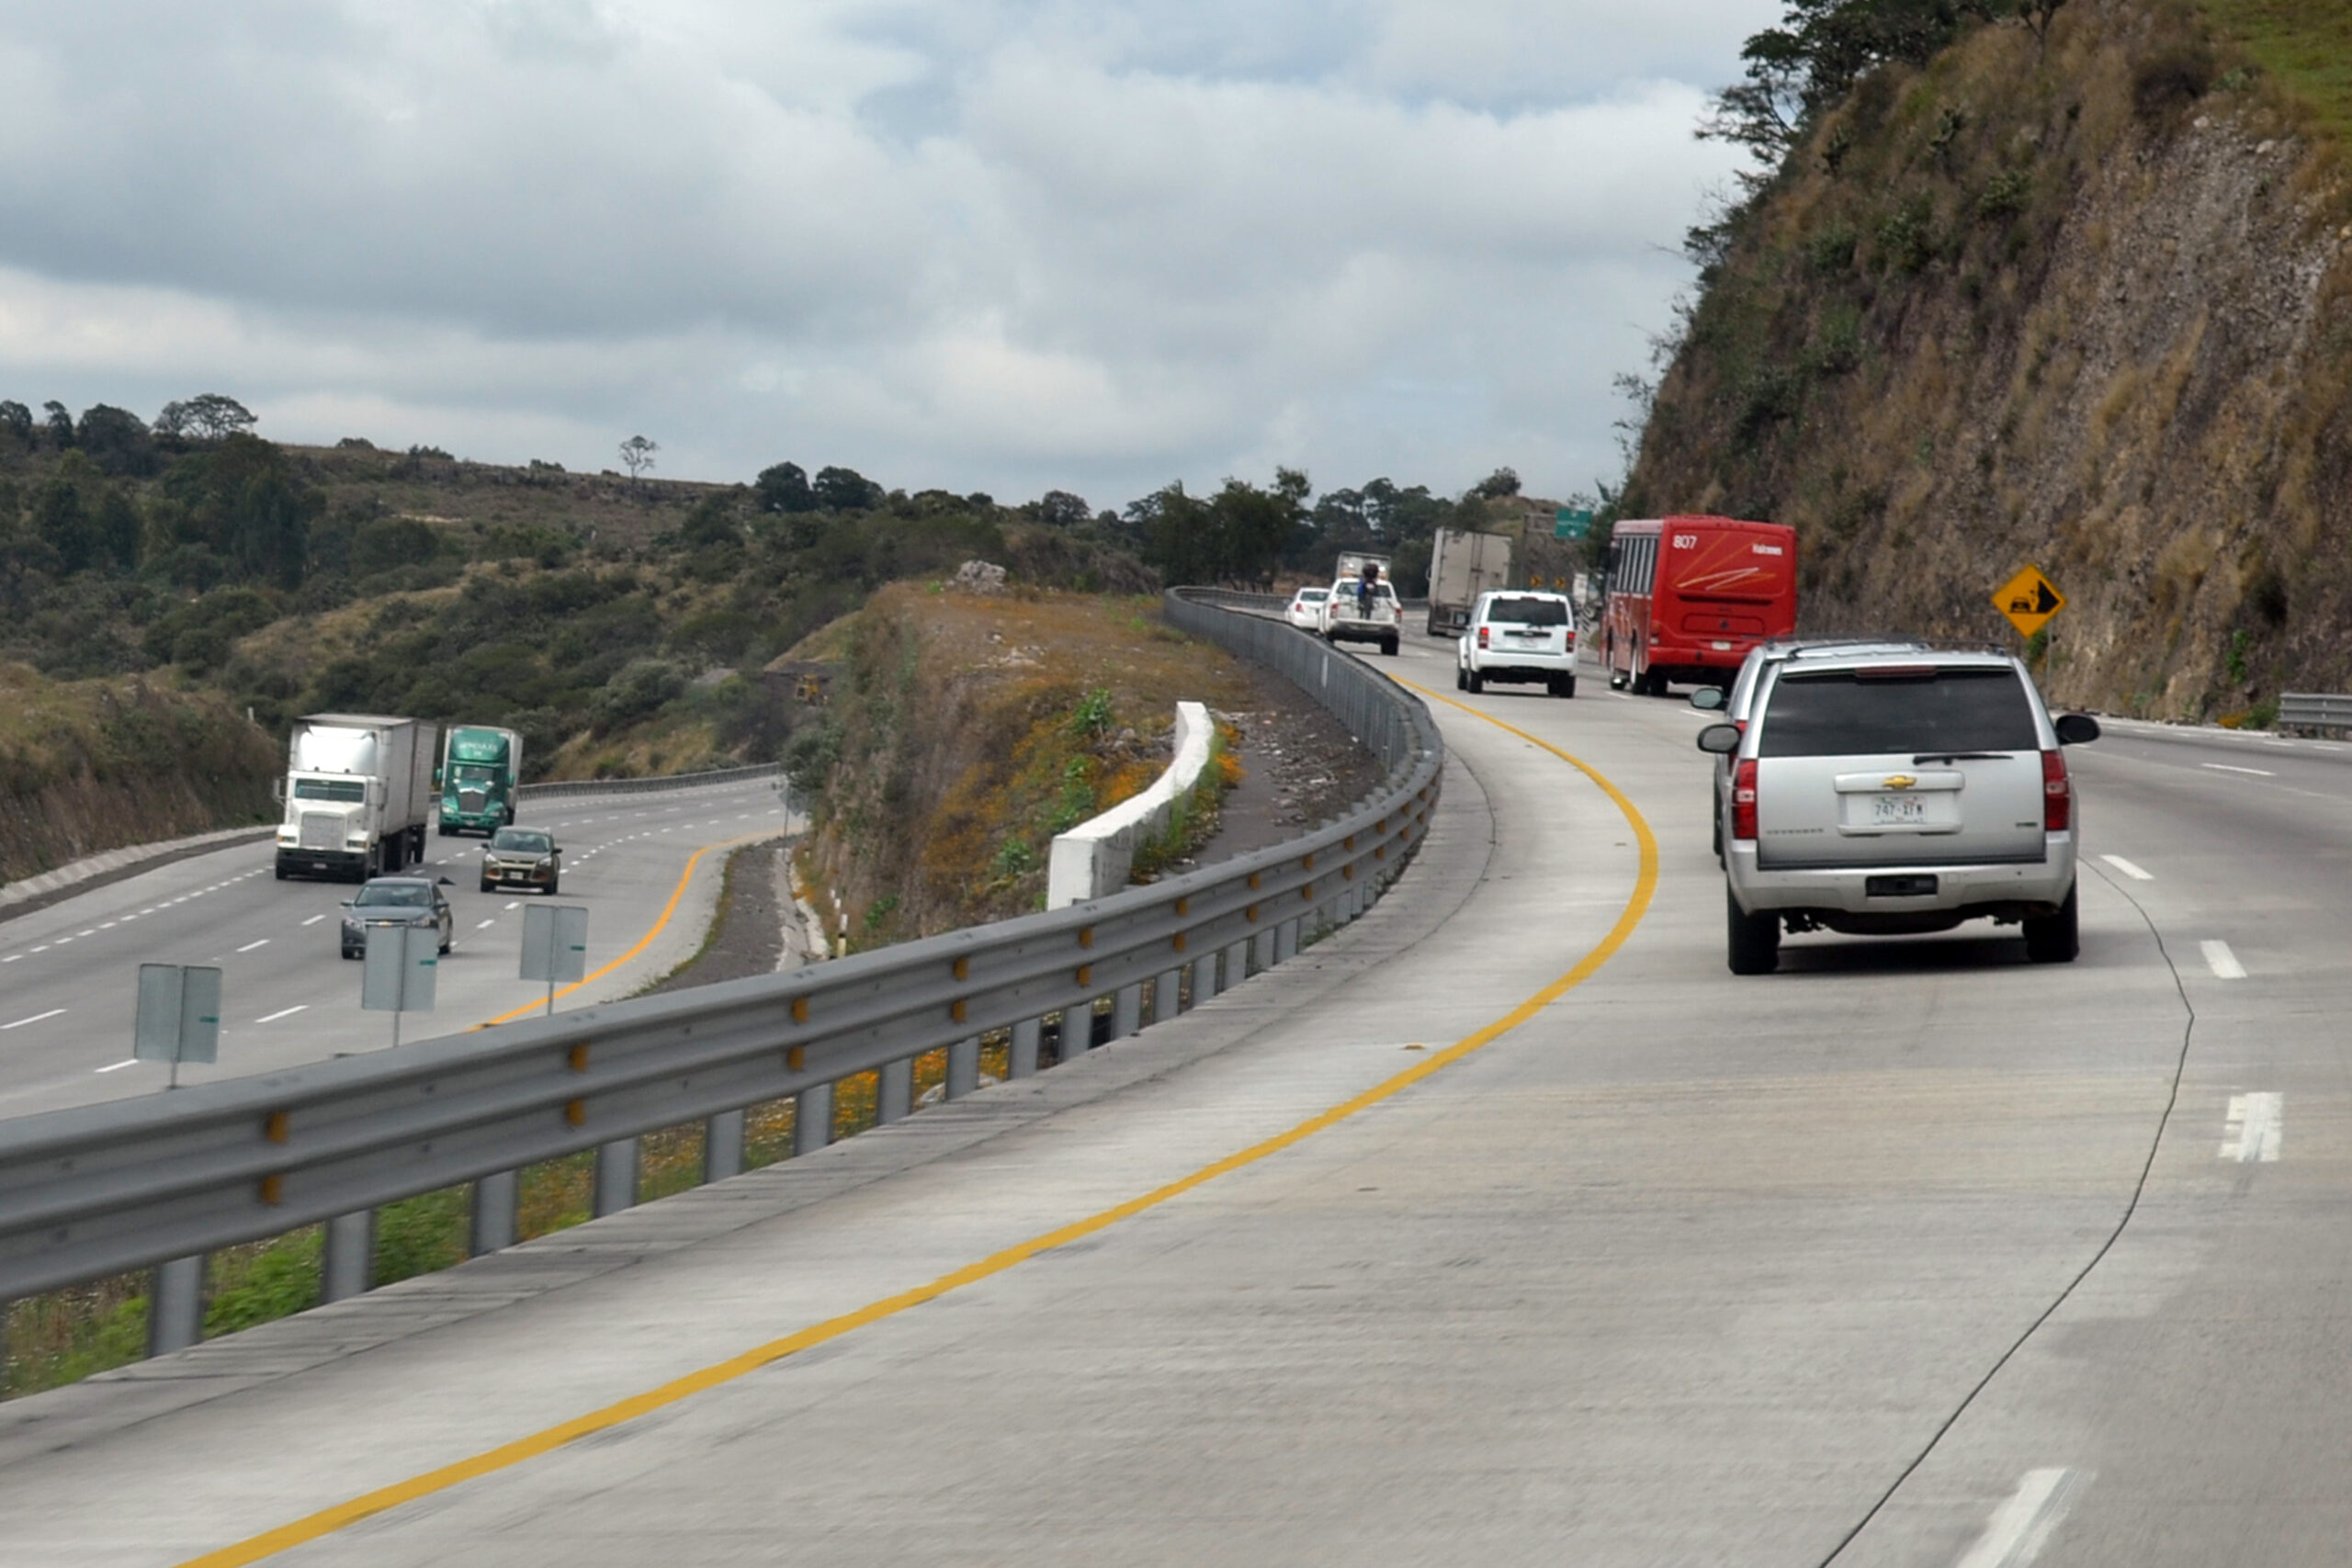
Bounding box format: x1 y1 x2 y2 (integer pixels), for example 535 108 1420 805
1758 668 2038 757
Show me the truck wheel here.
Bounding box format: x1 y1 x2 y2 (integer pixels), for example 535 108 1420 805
437 823 454 838
2023 885 2079 964
1726 887 1780 976
1454 665 1466 691
1465 668 1484 694
274 863 288 882
1382 637 1398 657
1551 674 1576 698
547 877 560 897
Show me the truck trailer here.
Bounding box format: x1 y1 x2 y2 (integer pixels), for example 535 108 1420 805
274 714 439 882
1426 527 1514 637
437 725 525 835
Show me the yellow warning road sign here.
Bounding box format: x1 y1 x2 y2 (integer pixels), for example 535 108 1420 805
1994 565 2065 637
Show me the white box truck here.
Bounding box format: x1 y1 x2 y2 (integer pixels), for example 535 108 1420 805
274 714 440 882
1427 527 1514 637
1322 551 1400 655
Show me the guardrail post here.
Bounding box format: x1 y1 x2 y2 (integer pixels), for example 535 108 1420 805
946 1037 980 1100
1155 968 1181 1024
1059 1006 1091 1062
1251 929 1276 973
1010 1018 1041 1077
705 1110 745 1182
146 1255 205 1357
877 1058 912 1122
796 1082 834 1154
1110 983 1141 1042
594 1138 639 1217
322 1210 375 1303
1275 918 1299 964
470 1171 518 1255
1224 939 1250 988
1193 954 1220 1004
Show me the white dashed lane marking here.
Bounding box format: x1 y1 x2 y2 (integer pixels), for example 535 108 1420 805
3 1009 66 1031
236 939 271 953
2222 1092 2282 1163
301 914 326 927
255 1005 309 1024
477 919 496 930
2200 940 2246 979
2200 762 2274 777
94 1059 138 1074
2098 854 2154 881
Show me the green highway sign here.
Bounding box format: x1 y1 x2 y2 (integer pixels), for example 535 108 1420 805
1554 508 1594 541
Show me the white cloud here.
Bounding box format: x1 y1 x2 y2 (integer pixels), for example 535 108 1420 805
0 0 1776 505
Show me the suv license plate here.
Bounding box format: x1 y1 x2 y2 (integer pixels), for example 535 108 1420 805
1871 795 1928 825
1866 874 1939 897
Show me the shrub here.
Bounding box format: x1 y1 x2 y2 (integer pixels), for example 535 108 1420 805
1877 193 1939 275
1976 167 2032 220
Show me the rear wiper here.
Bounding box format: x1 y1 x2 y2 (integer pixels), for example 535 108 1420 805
1913 751 2009 765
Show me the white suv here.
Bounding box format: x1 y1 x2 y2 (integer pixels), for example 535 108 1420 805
1455 591 1577 697
1696 649 2099 974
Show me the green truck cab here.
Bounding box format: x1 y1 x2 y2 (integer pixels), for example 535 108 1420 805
435 725 525 836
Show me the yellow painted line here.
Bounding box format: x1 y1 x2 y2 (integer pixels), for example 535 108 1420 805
176 701 1657 1568
474 829 785 1029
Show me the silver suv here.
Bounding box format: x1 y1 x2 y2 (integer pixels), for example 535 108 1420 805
1696 649 2099 974
1694 638 1931 861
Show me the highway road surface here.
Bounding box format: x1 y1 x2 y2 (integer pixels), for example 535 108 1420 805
0 776 797 1120
3 634 2348 1567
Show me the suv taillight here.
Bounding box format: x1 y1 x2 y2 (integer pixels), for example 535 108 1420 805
1733 758 1758 841
2042 749 2071 831
1477 626 1490 649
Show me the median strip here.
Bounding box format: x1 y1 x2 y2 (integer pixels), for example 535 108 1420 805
172 680 1656 1568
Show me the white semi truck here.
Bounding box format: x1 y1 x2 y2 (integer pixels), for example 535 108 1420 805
1426 527 1514 637
274 714 440 882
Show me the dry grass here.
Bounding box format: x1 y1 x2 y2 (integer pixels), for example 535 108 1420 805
805 585 1258 939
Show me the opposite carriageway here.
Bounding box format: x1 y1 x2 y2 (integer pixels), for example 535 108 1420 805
0 588 1441 1359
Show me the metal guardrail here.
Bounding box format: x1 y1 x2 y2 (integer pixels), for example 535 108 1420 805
0 590 1441 1353
2278 694 2352 733
516 762 784 800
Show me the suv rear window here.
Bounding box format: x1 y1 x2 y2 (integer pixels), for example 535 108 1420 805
1758 667 2039 757
1487 596 1567 626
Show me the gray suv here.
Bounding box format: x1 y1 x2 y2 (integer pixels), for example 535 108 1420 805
1696 649 2099 974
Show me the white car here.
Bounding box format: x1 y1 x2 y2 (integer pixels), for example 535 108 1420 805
1322 576 1401 655
1455 591 1577 697
1284 586 1331 630
1696 647 2099 974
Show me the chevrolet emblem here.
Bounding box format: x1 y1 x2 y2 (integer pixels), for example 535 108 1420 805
1882 774 1917 791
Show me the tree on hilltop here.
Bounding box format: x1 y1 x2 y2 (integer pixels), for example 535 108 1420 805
156 393 257 444
618 434 659 481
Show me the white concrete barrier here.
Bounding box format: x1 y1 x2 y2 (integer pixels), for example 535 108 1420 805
1047 702 1215 908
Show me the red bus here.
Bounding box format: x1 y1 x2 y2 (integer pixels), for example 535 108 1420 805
1600 515 1797 694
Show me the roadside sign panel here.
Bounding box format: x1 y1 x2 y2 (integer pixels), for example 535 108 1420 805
134 964 221 1066
1994 565 2065 637
1554 508 1593 541
362 925 438 1014
521 905 589 985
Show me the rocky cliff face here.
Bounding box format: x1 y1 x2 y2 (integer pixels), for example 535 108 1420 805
1625 0 2352 717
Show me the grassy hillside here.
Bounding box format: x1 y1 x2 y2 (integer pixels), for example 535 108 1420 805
796 585 1257 943
1626 0 2352 718
0 667 274 884
2199 0 2352 140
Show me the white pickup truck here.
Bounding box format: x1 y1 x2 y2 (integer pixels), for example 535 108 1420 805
1321 573 1401 656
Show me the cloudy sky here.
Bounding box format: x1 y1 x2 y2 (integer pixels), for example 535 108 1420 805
0 1 1777 508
